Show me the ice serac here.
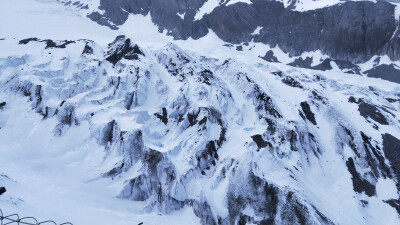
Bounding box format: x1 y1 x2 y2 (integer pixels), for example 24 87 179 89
86 0 398 63
1 36 400 224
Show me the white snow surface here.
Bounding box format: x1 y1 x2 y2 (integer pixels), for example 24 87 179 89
277 0 378 11
177 12 185 20
0 0 116 45
194 0 221 21
251 26 262 36
194 0 253 20
226 0 253 6
279 0 342 11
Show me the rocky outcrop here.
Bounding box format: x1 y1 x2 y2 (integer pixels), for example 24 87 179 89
105 35 144 65
365 64 400 84
0 187 6 195
382 133 400 184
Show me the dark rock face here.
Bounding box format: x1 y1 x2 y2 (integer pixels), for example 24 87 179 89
155 107 168 125
82 43 94 54
281 76 303 88
346 157 376 197
101 120 116 145
105 35 144 65
197 141 219 172
334 59 361 74
18 38 75 48
19 37 39 45
0 187 6 195
288 57 361 73
227 173 279 224
365 64 400 84
382 133 400 181
118 148 186 213
226 171 333 225
260 50 279 63
251 134 272 151
120 130 145 170
89 0 208 34
359 132 392 179
358 102 389 125
315 1 395 63
288 57 333 71
44 39 75 49
120 174 152 201
348 97 389 125
300 101 317 125
288 57 313 69
312 59 333 71
385 199 400 215
193 200 216 225
0 102 6 109
58 105 76 126
90 0 397 63
387 27 400 61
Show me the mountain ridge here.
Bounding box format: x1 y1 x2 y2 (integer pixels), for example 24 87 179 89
61 0 400 63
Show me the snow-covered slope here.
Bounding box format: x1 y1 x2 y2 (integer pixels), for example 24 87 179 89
276 0 364 11
0 0 117 45
1 0 400 225
1 34 400 224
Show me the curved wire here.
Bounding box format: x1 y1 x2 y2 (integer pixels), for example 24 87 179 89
0 209 4 225
37 221 57 225
0 210 72 225
3 214 19 225
19 217 38 225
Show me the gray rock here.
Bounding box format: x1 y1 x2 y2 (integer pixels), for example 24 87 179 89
358 102 389 125
0 187 6 195
300 101 317 125
346 157 376 197
382 133 400 182
260 50 279 63
365 64 400 84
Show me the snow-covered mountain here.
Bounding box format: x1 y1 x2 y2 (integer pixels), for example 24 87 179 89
1 0 400 225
